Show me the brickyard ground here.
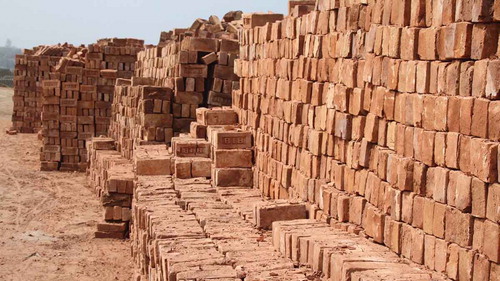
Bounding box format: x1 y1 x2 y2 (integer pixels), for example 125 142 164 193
0 87 133 280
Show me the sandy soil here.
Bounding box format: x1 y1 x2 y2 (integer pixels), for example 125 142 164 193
0 87 14 120
0 87 133 281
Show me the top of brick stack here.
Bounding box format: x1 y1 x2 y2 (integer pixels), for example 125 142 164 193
288 0 316 16
21 44 79 57
159 11 244 46
95 38 145 47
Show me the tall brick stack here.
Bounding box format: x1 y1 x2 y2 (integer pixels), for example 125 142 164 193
109 77 174 159
11 45 76 133
40 38 144 171
134 14 242 134
87 137 134 239
234 1 499 280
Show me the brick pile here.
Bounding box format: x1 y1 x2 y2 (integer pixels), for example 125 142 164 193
272 219 445 280
11 45 76 133
134 15 242 134
87 137 134 239
234 1 499 280
131 174 317 281
40 38 144 171
109 77 174 159
205 111 254 188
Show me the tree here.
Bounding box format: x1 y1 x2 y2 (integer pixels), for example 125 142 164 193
5 39 12 48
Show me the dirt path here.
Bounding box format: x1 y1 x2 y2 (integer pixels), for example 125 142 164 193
0 88 133 281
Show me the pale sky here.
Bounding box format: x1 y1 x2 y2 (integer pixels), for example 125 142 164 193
0 0 287 49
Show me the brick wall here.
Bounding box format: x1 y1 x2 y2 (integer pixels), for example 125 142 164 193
234 1 499 279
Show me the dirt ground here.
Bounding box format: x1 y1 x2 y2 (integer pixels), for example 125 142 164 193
0 87 134 280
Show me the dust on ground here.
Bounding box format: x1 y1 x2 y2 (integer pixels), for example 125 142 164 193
0 87 133 281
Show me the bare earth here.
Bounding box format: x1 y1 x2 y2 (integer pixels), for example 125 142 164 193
0 87 133 281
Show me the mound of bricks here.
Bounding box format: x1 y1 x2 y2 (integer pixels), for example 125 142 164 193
234 1 500 280
272 219 445 281
135 15 242 135
39 38 144 171
131 176 236 280
11 45 76 133
109 77 174 159
87 137 134 238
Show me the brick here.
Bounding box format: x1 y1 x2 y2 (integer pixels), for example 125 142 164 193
447 243 459 280
254 203 307 229
412 195 424 229
472 60 488 98
483 220 499 262
460 97 474 135
95 231 126 239
486 59 500 100
434 132 446 167
486 183 500 222
214 149 253 168
459 62 474 97
473 254 491 281
363 205 385 243
445 207 473 247
454 22 473 58
433 202 446 239
471 24 500 59
418 27 438 60
473 219 485 252
459 135 472 174
175 158 192 179
213 131 252 149
174 139 211 158
470 139 498 183
421 130 435 166
191 158 211 178
134 147 172 176
423 198 435 234
424 234 435 269
429 167 449 203
458 248 474 281
196 108 238 126
489 102 500 141
471 99 489 138
472 178 487 218
455 173 472 212
402 192 415 224
445 132 460 169
97 222 127 232
214 168 253 187
435 238 448 273
401 28 419 60
411 228 425 264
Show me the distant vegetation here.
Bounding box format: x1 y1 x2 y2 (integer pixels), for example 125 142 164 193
0 39 22 70
0 40 20 87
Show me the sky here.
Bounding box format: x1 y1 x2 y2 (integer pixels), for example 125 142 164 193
0 0 287 49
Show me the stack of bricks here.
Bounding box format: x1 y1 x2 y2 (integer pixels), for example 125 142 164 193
87 137 134 239
171 133 212 179
11 45 75 133
40 38 144 171
234 0 499 280
109 77 174 159
198 108 254 188
134 14 242 134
